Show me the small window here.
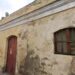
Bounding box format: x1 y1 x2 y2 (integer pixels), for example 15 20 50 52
54 28 75 55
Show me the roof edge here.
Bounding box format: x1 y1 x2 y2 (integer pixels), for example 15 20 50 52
0 0 56 25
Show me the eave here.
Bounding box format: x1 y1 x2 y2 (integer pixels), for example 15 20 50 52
0 0 75 31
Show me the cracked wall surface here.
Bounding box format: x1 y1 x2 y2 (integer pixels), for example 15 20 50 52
17 7 75 75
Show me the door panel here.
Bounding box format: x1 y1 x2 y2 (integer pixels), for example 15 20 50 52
6 36 17 75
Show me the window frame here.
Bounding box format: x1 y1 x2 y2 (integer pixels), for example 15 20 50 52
54 28 75 55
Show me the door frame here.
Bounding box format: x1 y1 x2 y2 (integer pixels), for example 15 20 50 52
6 35 17 75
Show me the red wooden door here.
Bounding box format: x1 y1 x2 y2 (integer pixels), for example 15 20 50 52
6 36 17 75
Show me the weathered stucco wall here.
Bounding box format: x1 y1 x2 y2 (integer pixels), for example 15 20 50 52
18 7 75 75
0 5 75 75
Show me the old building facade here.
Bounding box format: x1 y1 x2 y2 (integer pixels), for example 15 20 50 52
0 0 75 75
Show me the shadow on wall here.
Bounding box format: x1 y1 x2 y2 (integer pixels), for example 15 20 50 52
19 50 49 75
